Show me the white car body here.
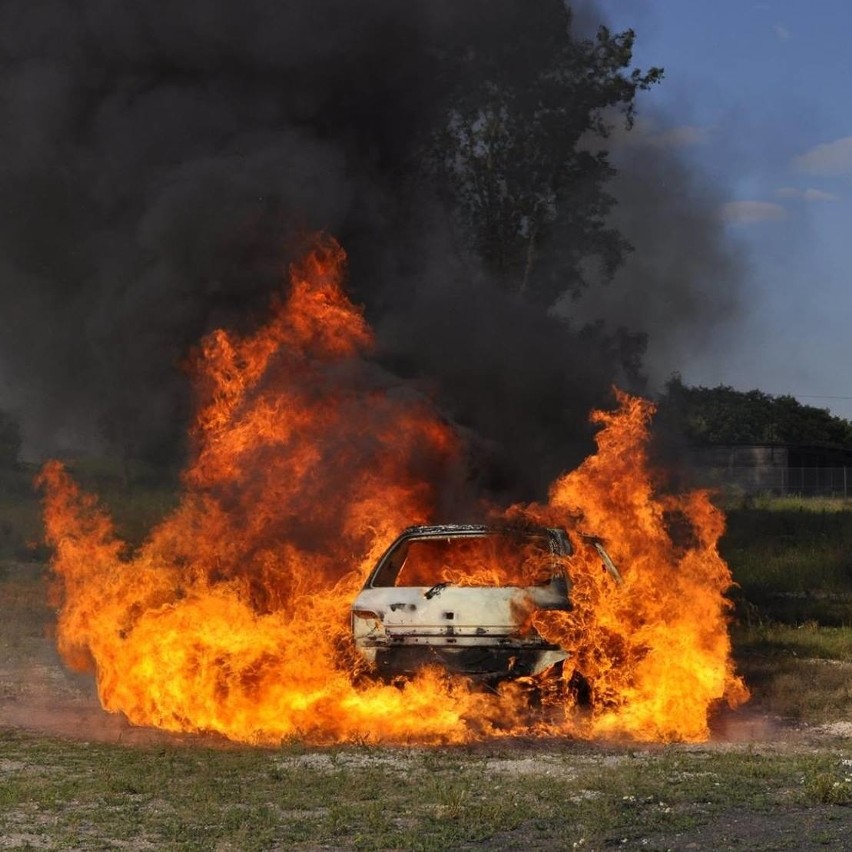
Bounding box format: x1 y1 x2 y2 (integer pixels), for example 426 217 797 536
351 524 575 682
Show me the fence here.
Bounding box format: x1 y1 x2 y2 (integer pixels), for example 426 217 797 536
694 466 852 498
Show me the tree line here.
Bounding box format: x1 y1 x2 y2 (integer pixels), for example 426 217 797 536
658 376 852 447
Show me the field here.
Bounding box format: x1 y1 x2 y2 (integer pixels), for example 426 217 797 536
1 725 850 850
1 471 850 849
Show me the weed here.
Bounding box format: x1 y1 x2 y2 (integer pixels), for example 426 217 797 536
804 772 852 806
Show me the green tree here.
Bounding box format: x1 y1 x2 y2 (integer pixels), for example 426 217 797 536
431 2 662 305
659 376 852 446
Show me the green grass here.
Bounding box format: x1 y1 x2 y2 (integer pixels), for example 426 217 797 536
716 497 852 726
92 486 180 550
0 461 179 560
733 494 852 513
0 466 44 561
721 500 852 626
735 654 852 725
719 498 852 725
59 457 181 550
0 730 849 850
731 622 852 725
734 622 852 660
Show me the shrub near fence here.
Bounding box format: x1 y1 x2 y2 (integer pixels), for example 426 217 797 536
698 466 852 498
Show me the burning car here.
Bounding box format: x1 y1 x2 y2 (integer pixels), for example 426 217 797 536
351 524 620 684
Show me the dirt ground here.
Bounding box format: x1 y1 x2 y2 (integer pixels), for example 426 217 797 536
0 561 222 747
1 561 850 850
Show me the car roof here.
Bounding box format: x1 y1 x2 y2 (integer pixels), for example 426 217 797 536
395 524 562 538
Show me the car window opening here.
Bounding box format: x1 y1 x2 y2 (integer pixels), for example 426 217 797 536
371 531 565 588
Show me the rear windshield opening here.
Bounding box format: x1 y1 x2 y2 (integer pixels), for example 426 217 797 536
372 532 564 588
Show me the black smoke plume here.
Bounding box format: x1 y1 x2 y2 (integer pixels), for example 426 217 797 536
0 1 742 498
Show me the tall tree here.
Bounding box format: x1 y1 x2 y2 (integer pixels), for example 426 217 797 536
430 1 662 305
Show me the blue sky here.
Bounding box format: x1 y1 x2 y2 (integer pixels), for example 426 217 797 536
600 0 852 419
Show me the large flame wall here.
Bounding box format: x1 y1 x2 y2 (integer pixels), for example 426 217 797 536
38 236 747 744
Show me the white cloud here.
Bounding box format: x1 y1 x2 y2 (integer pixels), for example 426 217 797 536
720 200 787 224
803 188 838 201
773 23 790 41
775 186 839 202
792 136 852 176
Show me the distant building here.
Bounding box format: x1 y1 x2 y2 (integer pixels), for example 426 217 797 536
687 442 852 496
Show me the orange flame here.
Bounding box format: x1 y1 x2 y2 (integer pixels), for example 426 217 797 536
38 235 747 744
508 392 749 741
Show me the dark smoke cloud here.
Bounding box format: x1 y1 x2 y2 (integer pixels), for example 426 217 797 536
0 0 447 456
570 118 745 386
0 1 743 499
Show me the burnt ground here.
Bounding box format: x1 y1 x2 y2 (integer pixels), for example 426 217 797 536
1 561 850 850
